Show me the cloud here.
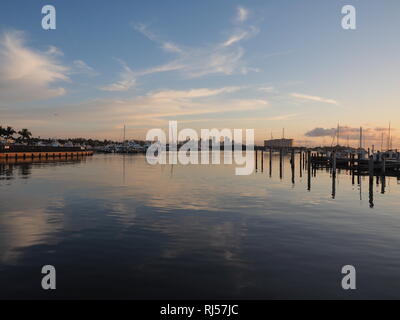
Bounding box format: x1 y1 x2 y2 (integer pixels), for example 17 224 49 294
46 45 64 56
101 60 136 91
149 87 241 100
236 6 249 23
0 30 69 102
72 60 98 76
258 86 276 93
305 126 396 146
291 93 338 105
305 127 337 137
5 86 269 138
264 113 298 121
133 10 259 79
223 31 249 47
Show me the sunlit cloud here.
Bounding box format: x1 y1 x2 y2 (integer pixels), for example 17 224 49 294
2 86 269 138
0 30 69 102
291 93 338 105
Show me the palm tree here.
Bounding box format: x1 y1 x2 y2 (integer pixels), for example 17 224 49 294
4 126 16 140
17 128 32 144
0 126 6 139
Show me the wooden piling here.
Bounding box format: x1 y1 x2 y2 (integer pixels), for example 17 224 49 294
368 155 374 177
279 148 283 179
307 150 311 191
261 150 264 172
269 148 272 177
332 151 337 175
255 150 258 172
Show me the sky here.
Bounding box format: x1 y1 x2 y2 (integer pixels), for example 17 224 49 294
0 0 399 147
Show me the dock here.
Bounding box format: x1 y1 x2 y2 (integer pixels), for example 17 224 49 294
309 150 400 175
0 145 94 160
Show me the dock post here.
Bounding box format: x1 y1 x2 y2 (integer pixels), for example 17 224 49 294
269 147 272 177
255 150 258 172
279 148 283 180
331 151 336 179
299 149 302 167
332 151 337 176
290 149 295 169
368 155 374 177
307 150 311 191
291 149 295 184
262 150 264 172
299 149 303 178
381 175 386 194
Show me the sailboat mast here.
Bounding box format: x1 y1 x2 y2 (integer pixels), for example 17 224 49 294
123 125 126 145
337 123 340 146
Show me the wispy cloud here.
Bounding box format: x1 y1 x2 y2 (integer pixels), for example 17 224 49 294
149 87 241 100
264 113 298 121
236 6 249 23
133 9 258 79
101 60 136 91
291 93 338 105
223 31 250 47
258 86 276 93
0 30 69 102
72 60 98 76
46 45 64 56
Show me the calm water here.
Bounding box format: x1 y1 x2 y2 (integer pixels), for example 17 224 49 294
0 153 400 299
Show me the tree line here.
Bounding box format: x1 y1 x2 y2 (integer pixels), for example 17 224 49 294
0 126 32 143
0 126 140 146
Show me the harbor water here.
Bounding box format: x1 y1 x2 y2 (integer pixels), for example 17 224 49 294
0 153 400 299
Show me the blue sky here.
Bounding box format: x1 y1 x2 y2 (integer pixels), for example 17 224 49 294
1 0 399 146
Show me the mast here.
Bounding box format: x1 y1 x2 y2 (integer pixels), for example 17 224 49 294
359 127 363 149
337 123 340 146
123 125 126 145
387 122 391 151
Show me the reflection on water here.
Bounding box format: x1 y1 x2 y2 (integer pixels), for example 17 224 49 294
0 153 400 299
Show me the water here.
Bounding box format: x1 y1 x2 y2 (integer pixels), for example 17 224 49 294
0 153 400 299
